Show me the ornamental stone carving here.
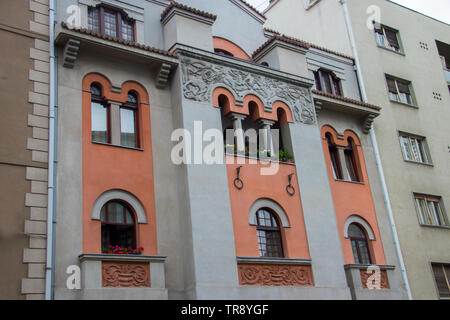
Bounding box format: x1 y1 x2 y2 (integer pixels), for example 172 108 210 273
238 264 314 286
360 269 390 290
102 261 150 288
180 57 316 125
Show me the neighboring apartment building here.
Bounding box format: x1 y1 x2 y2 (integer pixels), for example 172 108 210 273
265 0 450 300
0 0 51 299
45 0 409 300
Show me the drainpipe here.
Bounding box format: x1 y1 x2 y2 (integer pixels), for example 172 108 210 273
339 0 412 300
45 0 57 300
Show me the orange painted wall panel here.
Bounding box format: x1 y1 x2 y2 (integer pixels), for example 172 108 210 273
321 126 386 265
81 73 157 255
226 157 310 259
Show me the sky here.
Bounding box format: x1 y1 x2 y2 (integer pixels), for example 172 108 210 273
246 0 450 24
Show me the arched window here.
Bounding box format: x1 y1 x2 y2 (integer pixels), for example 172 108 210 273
120 91 139 148
214 48 234 57
348 223 372 265
256 209 284 258
90 83 110 144
326 133 343 180
101 200 136 250
88 5 135 41
344 138 360 182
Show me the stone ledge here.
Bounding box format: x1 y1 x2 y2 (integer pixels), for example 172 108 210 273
237 256 312 265
79 253 167 263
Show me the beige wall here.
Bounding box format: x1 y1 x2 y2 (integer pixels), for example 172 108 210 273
266 0 450 299
347 0 450 300
265 0 352 56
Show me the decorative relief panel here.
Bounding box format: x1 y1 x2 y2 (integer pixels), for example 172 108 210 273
360 269 390 290
238 264 314 287
102 262 150 288
180 57 316 125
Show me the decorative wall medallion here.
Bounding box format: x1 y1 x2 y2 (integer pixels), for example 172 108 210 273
180 57 316 125
238 264 314 286
360 269 390 290
102 262 150 288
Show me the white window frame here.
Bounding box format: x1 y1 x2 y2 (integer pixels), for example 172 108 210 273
399 134 431 164
375 25 402 53
386 76 415 106
414 194 449 228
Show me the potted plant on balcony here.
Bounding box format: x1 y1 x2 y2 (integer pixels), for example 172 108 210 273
102 245 144 255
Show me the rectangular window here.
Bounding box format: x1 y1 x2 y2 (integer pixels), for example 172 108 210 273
88 8 100 33
103 9 117 37
431 263 450 298
314 69 342 96
399 134 430 164
375 25 401 52
91 102 109 143
386 76 414 105
120 108 137 148
87 6 135 41
414 194 449 227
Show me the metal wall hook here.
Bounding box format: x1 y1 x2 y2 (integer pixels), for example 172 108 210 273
234 166 244 190
286 173 295 196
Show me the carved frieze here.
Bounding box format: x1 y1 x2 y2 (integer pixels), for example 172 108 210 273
238 264 314 287
360 269 390 290
180 57 316 125
102 261 150 288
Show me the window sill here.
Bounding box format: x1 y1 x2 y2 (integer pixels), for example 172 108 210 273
419 224 450 230
237 256 312 266
334 178 365 185
377 45 405 56
403 159 434 167
92 141 144 151
389 99 418 109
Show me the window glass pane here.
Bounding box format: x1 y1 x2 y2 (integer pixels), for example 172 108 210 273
417 139 428 163
384 28 400 50
410 138 423 162
91 102 108 143
417 199 429 225
120 108 136 148
125 209 134 225
401 136 413 161
427 201 438 226
108 202 125 224
104 10 117 37
375 30 385 47
88 8 100 33
351 240 360 264
122 19 134 41
348 224 365 238
358 241 371 264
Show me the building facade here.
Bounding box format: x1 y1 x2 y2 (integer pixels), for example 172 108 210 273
47 0 409 300
1 0 415 300
265 0 450 300
0 0 51 299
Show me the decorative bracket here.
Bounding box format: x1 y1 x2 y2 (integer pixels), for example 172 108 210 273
156 63 172 89
363 114 376 134
62 38 80 68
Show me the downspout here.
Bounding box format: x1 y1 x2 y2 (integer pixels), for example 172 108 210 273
339 0 412 300
45 0 57 300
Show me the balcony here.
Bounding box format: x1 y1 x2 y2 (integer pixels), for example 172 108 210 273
78 254 168 300
437 41 450 85
344 264 405 300
312 90 381 134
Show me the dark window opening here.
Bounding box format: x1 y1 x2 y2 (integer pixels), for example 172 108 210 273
101 201 136 250
348 223 372 265
314 69 342 96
